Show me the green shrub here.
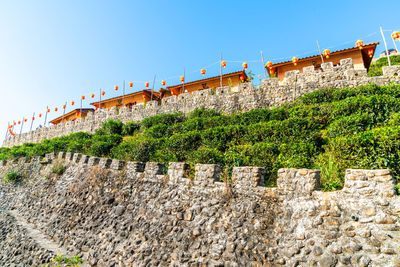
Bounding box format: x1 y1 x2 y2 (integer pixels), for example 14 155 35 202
111 135 158 162
122 122 140 136
4 171 21 183
368 55 400 77
51 161 67 175
140 112 185 129
2 84 400 190
97 120 123 135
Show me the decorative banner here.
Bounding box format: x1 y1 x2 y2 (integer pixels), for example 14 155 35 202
368 48 374 58
91 94 95 98
356 40 364 49
114 85 118 91
142 93 146 99
101 91 105 96
76 111 80 116
9 128 16 136
392 31 400 41
63 105 66 109
54 107 58 112
129 82 133 88
240 74 245 82
145 82 149 88
266 61 273 69
221 61 226 68
39 113 42 118
18 121 21 125
32 116 35 121
292 57 298 66
323 49 331 59
81 96 85 100
180 76 185 83
201 69 206 76
71 101 75 106
242 62 248 70
24 118 27 122
161 80 166 86
47 108 50 113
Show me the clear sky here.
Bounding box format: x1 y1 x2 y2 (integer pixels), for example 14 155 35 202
0 0 399 142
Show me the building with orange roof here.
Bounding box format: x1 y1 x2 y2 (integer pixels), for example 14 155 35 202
266 42 379 81
49 108 94 125
161 70 248 97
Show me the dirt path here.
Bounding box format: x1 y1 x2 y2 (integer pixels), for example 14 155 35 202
8 209 69 256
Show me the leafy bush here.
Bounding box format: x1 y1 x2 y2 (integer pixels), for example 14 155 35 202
3 84 400 190
368 55 400 77
51 160 67 175
122 122 140 136
97 120 123 135
4 171 21 183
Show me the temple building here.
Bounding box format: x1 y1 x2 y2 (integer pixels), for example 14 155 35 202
90 89 160 110
49 108 94 125
267 42 379 81
161 70 248 97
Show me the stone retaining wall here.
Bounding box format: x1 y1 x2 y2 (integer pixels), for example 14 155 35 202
0 153 400 266
3 59 400 148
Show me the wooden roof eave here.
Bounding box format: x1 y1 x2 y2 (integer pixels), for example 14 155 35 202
267 43 379 69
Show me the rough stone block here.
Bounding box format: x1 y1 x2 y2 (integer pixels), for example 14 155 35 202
110 159 126 170
215 86 231 95
126 161 145 173
345 69 367 80
261 78 279 88
340 58 354 69
321 62 334 72
195 164 221 185
144 162 165 177
232 167 265 188
72 153 82 163
277 168 320 197
45 153 55 161
57 152 66 160
79 155 90 165
99 158 112 169
303 66 315 74
343 169 395 198
87 157 100 166
383 65 400 79
65 152 74 162
168 162 190 183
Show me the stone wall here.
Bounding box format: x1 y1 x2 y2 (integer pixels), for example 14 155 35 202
1 153 400 266
3 59 400 148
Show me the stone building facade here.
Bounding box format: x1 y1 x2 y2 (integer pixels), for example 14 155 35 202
3 58 400 148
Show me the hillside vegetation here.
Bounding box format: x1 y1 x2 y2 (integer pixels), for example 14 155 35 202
368 54 400 77
2 84 400 191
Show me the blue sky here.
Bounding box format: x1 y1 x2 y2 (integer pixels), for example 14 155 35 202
0 0 399 142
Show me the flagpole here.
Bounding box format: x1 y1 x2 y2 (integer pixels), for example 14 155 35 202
317 40 325 64
123 80 125 107
151 74 156 100
380 26 392 66
62 102 67 125
182 69 185 94
19 118 24 135
30 113 35 131
44 106 49 127
220 53 223 88
392 35 399 53
260 51 267 79
99 88 101 110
